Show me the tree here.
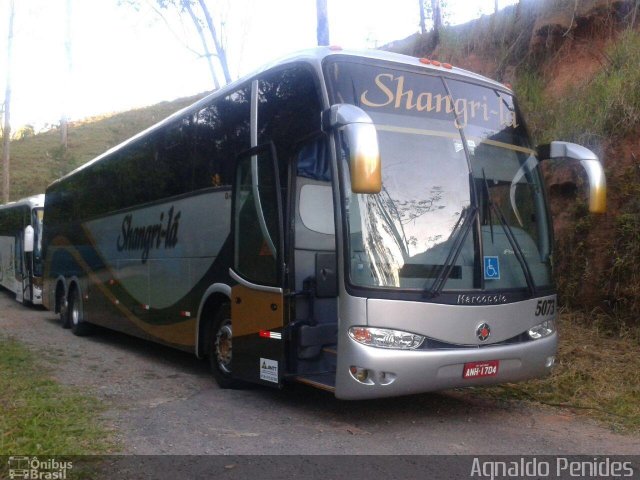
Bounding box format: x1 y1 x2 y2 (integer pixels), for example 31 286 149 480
418 0 427 35
316 0 330 46
182 0 220 88
155 0 232 88
419 0 446 38
2 0 15 203
431 0 442 34
196 0 231 84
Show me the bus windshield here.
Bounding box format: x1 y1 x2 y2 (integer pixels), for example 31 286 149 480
326 60 552 294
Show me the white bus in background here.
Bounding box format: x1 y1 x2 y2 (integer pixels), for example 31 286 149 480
0 194 45 305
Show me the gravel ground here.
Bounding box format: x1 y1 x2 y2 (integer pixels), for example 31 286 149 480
1 289 639 457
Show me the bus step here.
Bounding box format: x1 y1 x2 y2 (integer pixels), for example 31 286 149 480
322 345 337 355
293 372 336 392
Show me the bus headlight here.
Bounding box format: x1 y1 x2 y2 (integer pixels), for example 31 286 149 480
348 327 425 350
528 319 556 340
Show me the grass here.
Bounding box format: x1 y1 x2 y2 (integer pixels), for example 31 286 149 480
516 29 640 147
481 311 640 433
0 336 115 458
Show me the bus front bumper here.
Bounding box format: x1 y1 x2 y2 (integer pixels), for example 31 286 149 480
334 333 557 400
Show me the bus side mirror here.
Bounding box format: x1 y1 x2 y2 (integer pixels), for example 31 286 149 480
537 141 606 214
24 225 34 253
325 104 381 194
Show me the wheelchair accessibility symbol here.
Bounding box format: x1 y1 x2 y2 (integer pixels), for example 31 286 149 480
484 256 500 280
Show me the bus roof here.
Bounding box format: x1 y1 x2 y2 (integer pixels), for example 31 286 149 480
0 194 45 212
48 47 512 188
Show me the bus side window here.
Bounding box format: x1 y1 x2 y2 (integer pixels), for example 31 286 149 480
193 86 251 191
257 65 322 179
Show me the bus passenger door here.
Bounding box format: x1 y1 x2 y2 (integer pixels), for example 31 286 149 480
229 144 286 387
14 232 25 303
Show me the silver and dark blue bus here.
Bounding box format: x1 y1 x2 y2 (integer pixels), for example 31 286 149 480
43 48 606 399
0 194 45 305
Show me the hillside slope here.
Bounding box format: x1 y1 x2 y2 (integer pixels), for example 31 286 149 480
6 93 207 200
386 0 640 324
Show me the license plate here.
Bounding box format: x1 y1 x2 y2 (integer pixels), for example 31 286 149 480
463 360 499 379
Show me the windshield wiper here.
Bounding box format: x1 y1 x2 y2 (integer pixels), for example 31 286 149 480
485 189 537 296
423 205 476 298
482 168 494 244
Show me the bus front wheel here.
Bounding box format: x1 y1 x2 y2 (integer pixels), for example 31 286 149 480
209 304 241 389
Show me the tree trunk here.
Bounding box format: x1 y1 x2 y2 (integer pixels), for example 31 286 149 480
197 0 232 85
2 0 15 203
316 0 330 46
183 0 220 89
418 0 427 35
430 0 442 33
495 0 499 14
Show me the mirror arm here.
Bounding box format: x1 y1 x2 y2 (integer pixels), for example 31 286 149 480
536 143 551 161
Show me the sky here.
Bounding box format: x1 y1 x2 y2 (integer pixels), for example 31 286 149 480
0 0 518 131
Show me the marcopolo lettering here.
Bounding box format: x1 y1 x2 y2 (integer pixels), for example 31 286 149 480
116 206 181 263
457 294 508 305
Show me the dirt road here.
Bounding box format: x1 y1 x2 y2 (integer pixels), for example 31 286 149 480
1 290 638 457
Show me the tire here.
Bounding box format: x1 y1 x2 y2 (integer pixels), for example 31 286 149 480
58 287 71 329
69 286 92 336
208 304 242 389
19 283 32 306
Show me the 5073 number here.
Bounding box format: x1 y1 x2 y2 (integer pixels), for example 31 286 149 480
535 299 555 316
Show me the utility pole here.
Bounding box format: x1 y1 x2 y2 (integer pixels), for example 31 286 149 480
61 0 72 148
316 0 330 46
2 0 15 203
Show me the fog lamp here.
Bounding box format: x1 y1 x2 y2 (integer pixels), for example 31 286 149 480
350 366 370 383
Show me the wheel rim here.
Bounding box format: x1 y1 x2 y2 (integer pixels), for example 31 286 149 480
71 293 79 326
214 320 232 374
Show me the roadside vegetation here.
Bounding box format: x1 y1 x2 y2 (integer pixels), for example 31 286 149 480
0 336 115 467
518 29 640 145
515 29 640 326
482 311 640 432
495 27 640 433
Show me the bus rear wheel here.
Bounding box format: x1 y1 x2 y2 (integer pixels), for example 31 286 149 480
58 287 71 329
69 287 92 337
209 304 241 389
